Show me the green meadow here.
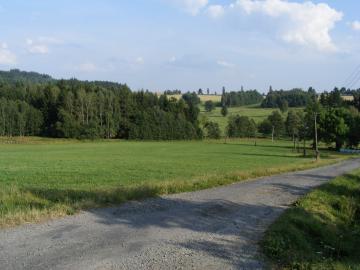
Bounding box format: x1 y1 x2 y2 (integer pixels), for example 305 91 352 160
0 137 347 227
199 104 304 134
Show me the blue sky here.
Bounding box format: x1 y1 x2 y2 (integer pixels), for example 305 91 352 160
0 0 360 93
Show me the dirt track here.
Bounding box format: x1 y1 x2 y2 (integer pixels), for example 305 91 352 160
1 158 359 270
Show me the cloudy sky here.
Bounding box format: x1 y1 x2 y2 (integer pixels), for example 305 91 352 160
0 0 360 93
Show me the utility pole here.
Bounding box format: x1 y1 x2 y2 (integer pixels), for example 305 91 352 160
314 112 320 161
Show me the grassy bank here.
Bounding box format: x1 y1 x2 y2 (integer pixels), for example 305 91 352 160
0 138 349 228
262 169 360 269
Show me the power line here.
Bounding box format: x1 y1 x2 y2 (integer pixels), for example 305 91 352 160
347 72 360 89
343 64 360 89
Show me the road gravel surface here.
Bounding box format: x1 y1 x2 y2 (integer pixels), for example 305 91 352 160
1 158 359 270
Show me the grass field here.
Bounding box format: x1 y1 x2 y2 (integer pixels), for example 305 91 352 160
262 169 360 270
200 104 304 134
0 138 348 228
167 95 304 135
168 94 222 103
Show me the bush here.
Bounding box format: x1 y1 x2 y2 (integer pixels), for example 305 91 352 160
221 106 228 117
204 121 221 139
227 115 256 138
204 100 215 112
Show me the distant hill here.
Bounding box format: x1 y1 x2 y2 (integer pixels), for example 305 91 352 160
0 69 54 84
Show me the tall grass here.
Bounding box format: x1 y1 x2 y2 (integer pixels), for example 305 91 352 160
261 170 360 269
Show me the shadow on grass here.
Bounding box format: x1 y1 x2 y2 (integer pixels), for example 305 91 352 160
236 153 302 159
222 142 295 150
208 151 304 159
25 185 162 208
223 142 337 156
263 206 360 269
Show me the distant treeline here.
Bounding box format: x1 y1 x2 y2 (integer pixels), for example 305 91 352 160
0 71 202 140
261 88 317 109
0 69 53 84
1 69 359 148
221 90 263 107
336 87 360 96
164 89 181 95
220 88 360 150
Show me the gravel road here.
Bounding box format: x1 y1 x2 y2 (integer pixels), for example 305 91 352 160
1 158 359 270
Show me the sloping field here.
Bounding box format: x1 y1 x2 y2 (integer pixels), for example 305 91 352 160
0 138 345 227
200 104 304 134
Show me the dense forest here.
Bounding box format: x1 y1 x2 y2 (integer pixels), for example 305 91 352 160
261 87 317 109
0 69 53 84
0 70 202 140
0 69 359 149
221 89 263 107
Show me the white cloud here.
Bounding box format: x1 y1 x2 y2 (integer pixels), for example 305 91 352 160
37 36 64 45
26 38 49 54
77 62 97 72
352 21 360 31
0 42 17 65
206 5 225 19
135 57 144 64
217 60 235 68
25 36 64 54
173 0 208 15
231 0 343 52
169 56 177 63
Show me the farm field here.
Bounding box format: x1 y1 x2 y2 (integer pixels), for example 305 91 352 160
200 104 304 134
168 94 222 103
0 138 347 227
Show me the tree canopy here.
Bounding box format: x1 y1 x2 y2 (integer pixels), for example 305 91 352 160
261 88 316 108
221 90 263 107
0 71 202 140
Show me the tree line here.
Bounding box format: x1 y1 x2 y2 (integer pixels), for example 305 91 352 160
1 70 359 148
204 88 360 150
261 87 317 109
0 72 202 140
221 88 264 107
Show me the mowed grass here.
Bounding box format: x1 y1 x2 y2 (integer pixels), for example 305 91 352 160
262 169 360 270
0 138 348 227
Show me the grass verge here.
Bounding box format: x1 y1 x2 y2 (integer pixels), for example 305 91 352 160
261 169 360 270
0 156 348 229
